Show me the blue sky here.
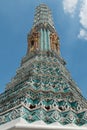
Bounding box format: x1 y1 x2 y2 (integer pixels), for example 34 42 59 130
0 0 87 99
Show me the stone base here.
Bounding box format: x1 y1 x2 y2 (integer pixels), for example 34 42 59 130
0 117 87 130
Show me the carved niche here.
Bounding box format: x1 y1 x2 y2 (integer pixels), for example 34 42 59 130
50 33 60 54
27 28 39 54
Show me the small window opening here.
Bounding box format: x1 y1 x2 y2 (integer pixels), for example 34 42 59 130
29 104 36 109
31 40 34 47
45 106 50 110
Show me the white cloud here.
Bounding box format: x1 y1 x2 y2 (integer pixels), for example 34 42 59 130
79 0 87 29
63 0 87 40
78 29 87 40
63 0 78 15
78 0 87 40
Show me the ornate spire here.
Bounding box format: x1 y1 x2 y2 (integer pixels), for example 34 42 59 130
33 4 55 29
27 4 60 55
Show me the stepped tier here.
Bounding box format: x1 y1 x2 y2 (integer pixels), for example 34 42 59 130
0 51 87 126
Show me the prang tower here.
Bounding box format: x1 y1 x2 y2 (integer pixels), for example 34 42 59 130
0 4 87 130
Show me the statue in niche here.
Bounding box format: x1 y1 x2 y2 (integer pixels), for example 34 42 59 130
50 33 60 54
27 28 39 54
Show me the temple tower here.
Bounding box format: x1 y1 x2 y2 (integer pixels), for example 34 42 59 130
0 4 87 130
27 4 60 55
